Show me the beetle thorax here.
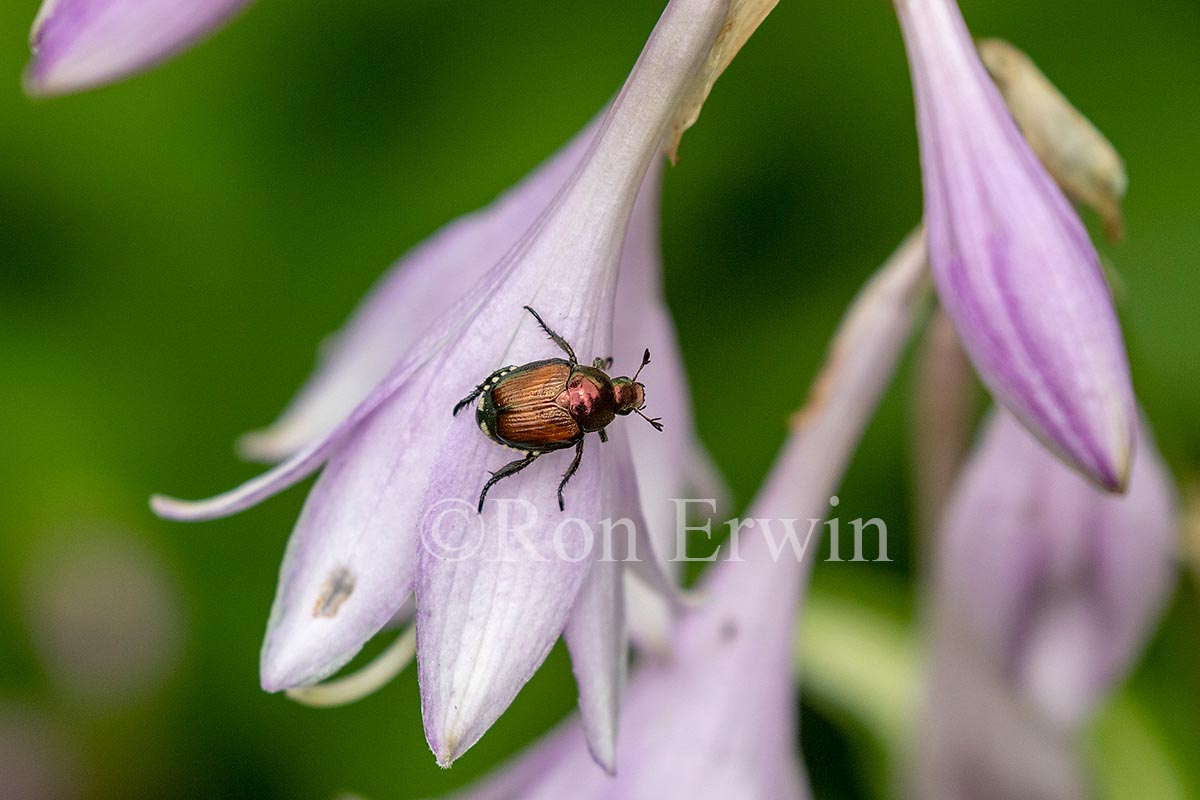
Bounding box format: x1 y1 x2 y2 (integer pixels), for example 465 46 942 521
556 367 616 431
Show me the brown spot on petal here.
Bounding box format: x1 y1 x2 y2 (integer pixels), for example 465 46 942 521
313 568 355 618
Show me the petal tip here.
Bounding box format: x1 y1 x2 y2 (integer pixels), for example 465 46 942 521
1081 413 1135 495
589 743 617 776
21 58 66 99
1098 445 1133 495
433 736 461 770
260 649 313 695
21 63 48 98
148 493 183 519
260 673 290 695
150 492 220 521
21 48 116 99
427 718 482 769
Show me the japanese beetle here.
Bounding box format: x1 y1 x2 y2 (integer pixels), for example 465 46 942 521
454 306 663 512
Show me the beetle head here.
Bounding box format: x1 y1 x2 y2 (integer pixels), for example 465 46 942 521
612 378 645 415
613 349 663 431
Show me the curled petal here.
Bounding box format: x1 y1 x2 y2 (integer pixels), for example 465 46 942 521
26 0 250 96
151 288 473 522
895 0 1135 490
414 331 648 766
284 625 416 708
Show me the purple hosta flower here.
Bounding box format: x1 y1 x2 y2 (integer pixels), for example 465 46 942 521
919 407 1176 798
438 227 931 800
938 409 1176 728
894 0 1136 491
154 0 733 770
25 0 250 97
237 130 722 654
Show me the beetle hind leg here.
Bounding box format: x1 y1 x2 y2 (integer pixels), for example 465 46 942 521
454 366 514 416
477 452 540 512
453 387 484 417
557 439 586 511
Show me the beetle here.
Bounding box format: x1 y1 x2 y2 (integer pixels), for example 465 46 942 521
453 305 663 512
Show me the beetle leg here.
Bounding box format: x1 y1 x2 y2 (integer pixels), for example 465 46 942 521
523 305 577 365
592 356 613 370
477 451 540 512
557 439 586 511
454 366 513 416
453 386 485 417
598 429 608 444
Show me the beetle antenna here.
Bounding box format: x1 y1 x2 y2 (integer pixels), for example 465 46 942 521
631 349 651 382
635 408 664 431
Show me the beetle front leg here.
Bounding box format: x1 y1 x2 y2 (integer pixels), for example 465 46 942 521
477 451 540 512
598 429 608 443
557 439 586 511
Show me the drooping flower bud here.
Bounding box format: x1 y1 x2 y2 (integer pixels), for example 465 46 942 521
894 0 1136 492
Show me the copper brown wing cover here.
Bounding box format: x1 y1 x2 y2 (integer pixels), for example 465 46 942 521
491 360 580 447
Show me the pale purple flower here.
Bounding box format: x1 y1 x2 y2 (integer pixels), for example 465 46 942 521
236 124 722 654
438 227 931 800
918 407 1177 798
153 0 732 770
25 0 250 97
936 409 1176 729
894 0 1136 491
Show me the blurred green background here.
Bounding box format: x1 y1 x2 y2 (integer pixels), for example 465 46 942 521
1 0 1197 798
